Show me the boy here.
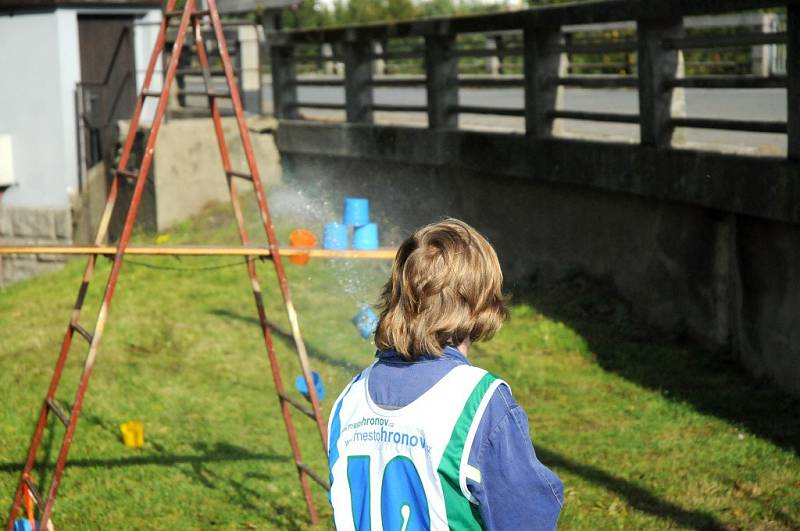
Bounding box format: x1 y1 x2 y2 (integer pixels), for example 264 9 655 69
328 219 563 530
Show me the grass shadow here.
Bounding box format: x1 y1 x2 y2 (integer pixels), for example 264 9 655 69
0 440 286 474
0 421 305 528
210 308 361 371
536 445 725 530
517 276 800 455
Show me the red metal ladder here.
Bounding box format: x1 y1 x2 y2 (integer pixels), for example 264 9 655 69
5 0 329 528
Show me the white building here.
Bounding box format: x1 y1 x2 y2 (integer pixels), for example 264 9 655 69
0 0 162 283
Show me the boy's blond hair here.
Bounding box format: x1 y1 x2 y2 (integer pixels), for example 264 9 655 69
375 218 508 360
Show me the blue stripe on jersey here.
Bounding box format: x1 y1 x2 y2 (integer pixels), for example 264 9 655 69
347 455 371 530
329 371 364 501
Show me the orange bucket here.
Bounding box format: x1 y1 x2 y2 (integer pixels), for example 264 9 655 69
288 229 317 265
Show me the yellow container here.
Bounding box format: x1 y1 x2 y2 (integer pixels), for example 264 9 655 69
120 421 144 448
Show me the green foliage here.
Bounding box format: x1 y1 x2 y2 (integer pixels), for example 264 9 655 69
283 0 334 29
284 0 524 29
1 189 798 529
334 0 418 25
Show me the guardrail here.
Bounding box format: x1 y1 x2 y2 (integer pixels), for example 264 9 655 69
268 0 799 158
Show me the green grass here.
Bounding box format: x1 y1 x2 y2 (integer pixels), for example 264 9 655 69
1 191 799 530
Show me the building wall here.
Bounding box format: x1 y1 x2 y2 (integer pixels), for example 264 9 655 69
0 6 161 284
0 10 79 208
133 8 163 124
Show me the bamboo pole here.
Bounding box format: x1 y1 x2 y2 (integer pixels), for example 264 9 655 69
0 245 397 260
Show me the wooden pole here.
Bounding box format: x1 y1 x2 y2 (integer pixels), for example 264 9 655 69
0 245 397 260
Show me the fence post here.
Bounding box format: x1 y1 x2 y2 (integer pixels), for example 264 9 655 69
425 32 458 130
637 17 685 149
524 24 565 138
788 6 800 159
270 44 298 120
238 26 263 115
372 41 385 76
751 14 776 77
343 38 374 124
485 36 499 75
321 43 336 75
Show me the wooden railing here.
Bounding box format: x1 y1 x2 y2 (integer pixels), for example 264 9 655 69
269 0 799 158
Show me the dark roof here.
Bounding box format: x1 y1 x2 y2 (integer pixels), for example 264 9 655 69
0 0 299 12
217 0 300 14
0 0 160 10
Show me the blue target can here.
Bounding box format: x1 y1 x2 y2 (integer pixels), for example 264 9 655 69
352 305 380 339
353 223 379 250
343 197 370 227
322 222 348 250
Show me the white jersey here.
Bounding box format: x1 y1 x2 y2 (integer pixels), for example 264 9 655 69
328 363 507 531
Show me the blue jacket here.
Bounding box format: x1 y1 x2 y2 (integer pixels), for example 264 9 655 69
365 346 563 530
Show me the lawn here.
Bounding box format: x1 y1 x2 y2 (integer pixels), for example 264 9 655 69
1 189 799 530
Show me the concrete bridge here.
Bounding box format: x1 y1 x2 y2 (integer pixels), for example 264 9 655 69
267 0 800 395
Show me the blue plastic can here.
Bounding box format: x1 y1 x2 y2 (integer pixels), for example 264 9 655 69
343 197 370 227
352 305 380 339
295 371 325 401
323 222 348 250
353 223 379 250
14 520 37 531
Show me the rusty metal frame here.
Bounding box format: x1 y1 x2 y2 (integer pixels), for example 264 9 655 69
5 0 333 526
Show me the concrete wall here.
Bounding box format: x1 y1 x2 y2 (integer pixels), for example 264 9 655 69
153 116 280 230
0 205 72 286
277 121 800 396
116 116 281 231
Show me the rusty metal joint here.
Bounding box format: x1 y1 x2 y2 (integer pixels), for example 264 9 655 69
226 170 253 181
46 399 70 427
278 392 317 421
70 322 94 344
296 462 331 491
22 476 44 507
115 169 138 181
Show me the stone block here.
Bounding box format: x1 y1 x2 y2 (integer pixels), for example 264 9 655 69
5 255 37 284
0 208 11 236
36 253 67 263
53 208 72 240
11 208 55 239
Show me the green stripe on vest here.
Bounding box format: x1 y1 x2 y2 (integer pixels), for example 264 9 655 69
437 372 497 530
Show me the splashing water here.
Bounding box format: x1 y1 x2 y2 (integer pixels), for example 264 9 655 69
268 185 392 312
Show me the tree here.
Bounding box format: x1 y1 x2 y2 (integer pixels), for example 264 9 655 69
283 1 334 29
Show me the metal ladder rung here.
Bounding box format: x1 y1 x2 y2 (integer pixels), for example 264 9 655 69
279 393 317 421
175 67 225 76
115 169 138 180
142 90 163 98
297 462 330 490
166 9 209 17
46 398 70 427
22 477 44 507
226 170 253 181
178 88 232 98
70 322 94 344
